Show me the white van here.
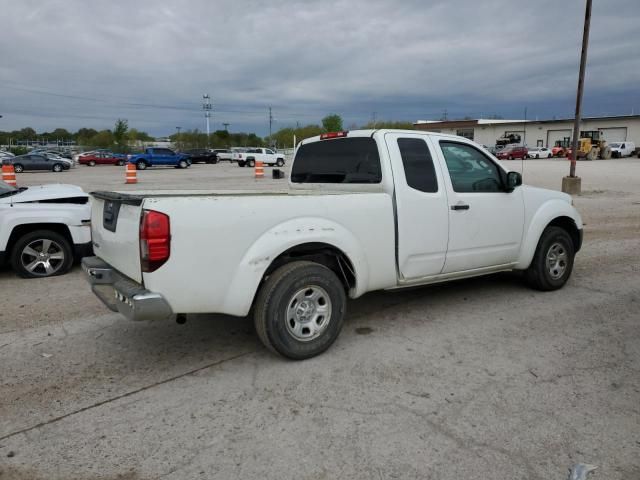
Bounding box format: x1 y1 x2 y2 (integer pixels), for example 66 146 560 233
609 141 635 158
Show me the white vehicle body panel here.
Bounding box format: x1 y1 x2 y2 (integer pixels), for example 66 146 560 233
85 129 584 320
233 148 285 165
0 184 91 253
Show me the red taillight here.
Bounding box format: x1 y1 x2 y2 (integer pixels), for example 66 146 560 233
140 210 170 272
320 131 349 140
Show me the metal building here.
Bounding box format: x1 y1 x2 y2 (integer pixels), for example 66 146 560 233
414 115 640 149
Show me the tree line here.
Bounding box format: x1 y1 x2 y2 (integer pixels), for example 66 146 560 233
1 115 417 154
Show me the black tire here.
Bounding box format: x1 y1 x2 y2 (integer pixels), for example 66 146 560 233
13 164 23 173
178 159 189 169
254 261 347 360
136 161 147 170
508 155 514 160
248 159 255 168
52 163 63 172
88 160 96 166
524 226 575 291
276 158 285 167
10 229 74 278
116 159 125 166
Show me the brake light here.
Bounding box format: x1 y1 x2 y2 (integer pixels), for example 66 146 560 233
140 210 170 272
320 131 349 140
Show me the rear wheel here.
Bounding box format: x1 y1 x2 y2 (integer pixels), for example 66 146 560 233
524 226 575 291
52 163 63 172
509 155 514 160
178 159 189 169
276 158 285 167
136 161 148 170
254 261 347 360
116 159 125 166
88 160 96 166
13 164 24 173
10 230 73 278
248 159 255 167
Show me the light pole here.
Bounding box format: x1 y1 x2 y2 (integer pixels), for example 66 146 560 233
175 126 181 150
203 94 212 145
563 0 592 195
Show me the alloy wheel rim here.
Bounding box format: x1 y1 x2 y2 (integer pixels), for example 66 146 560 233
20 238 65 276
546 242 568 280
285 285 332 342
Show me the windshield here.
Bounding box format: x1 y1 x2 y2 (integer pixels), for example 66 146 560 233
291 137 381 184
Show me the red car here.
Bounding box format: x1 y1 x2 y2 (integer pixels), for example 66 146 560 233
495 145 528 160
78 151 126 166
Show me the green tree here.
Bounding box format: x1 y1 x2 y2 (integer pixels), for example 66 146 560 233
361 120 415 130
113 119 129 152
322 114 343 132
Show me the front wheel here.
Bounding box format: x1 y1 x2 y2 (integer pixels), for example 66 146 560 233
178 159 189 168
116 159 125 166
254 261 347 360
88 160 96 166
248 159 255 168
14 164 24 173
10 230 73 278
524 226 575 291
52 163 63 172
136 161 148 170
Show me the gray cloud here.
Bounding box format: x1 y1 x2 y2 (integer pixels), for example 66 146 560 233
1 0 638 135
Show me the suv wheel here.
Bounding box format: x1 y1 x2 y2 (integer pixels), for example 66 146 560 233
10 230 73 278
136 161 148 170
524 226 575 291
178 159 189 169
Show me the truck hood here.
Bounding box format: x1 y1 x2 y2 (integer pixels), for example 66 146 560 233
1 184 88 204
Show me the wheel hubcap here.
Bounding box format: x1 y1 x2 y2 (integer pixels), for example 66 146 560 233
546 242 568 280
285 286 332 341
20 239 65 276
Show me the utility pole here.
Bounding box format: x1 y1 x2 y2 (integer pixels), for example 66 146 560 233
203 94 212 145
563 0 592 195
268 107 273 141
175 126 181 150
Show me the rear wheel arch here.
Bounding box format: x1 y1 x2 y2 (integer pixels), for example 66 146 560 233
261 242 357 294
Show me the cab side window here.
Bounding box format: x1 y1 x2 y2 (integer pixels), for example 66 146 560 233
439 141 504 193
397 138 438 193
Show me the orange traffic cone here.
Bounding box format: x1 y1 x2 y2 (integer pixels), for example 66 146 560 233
125 162 137 184
2 163 17 187
255 160 264 179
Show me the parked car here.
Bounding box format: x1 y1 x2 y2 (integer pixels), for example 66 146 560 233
4 154 70 172
496 145 528 160
0 151 15 160
40 152 75 168
211 149 233 162
527 147 553 159
234 148 286 167
83 129 583 359
609 142 635 158
78 152 126 166
128 148 191 170
182 148 218 164
0 182 92 278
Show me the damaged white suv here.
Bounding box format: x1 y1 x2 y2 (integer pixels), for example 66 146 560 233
0 182 92 278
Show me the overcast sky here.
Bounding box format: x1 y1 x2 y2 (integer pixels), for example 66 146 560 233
1 0 639 136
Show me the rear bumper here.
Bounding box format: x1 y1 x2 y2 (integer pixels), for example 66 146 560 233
82 256 173 322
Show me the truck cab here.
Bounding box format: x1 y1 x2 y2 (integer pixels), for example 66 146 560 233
128 148 191 170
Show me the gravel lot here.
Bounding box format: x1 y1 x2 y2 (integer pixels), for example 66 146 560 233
1 158 639 480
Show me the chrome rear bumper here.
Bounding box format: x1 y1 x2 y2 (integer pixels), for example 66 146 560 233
82 256 173 321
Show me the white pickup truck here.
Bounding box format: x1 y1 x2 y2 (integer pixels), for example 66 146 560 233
233 147 286 167
1 182 92 277
83 129 583 359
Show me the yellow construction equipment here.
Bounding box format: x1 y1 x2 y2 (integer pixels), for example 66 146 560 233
577 131 612 160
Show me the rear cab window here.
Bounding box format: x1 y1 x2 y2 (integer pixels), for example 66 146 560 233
291 137 382 184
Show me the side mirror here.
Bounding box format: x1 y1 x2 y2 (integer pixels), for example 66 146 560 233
506 171 522 192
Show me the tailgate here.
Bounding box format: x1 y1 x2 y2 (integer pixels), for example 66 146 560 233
90 191 144 283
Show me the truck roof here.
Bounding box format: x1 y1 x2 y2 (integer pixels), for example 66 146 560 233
299 129 464 146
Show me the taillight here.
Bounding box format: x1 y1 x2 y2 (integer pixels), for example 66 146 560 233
140 210 170 272
320 131 349 140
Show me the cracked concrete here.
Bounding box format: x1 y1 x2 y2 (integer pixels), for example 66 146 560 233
0 160 639 479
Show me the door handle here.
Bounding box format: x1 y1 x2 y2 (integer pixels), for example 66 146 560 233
451 203 470 211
